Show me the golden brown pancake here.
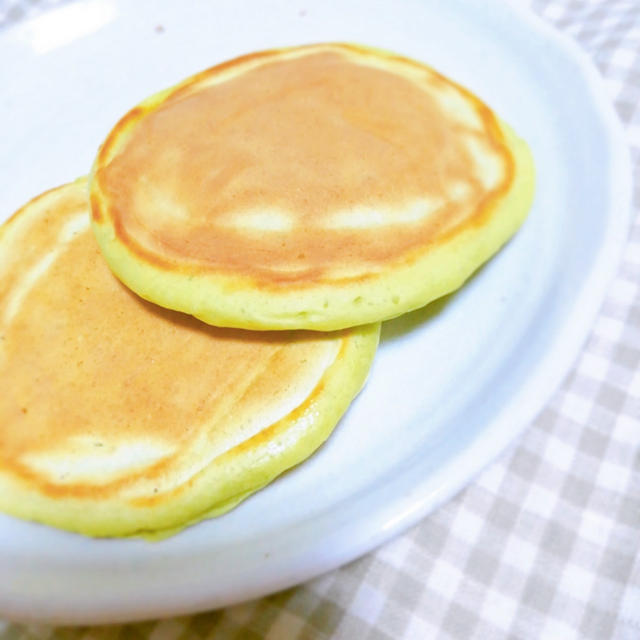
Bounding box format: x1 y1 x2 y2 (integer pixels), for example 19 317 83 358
0 180 379 538
90 43 535 331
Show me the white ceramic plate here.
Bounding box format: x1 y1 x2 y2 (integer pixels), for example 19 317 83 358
0 0 630 624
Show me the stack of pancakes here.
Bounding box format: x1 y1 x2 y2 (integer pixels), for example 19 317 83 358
0 44 534 538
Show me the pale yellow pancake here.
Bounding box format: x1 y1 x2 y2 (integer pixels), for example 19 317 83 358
90 43 535 331
0 180 379 538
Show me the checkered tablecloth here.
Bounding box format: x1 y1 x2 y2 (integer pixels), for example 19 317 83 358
1 0 638 638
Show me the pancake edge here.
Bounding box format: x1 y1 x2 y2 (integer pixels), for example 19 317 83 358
0 320 379 538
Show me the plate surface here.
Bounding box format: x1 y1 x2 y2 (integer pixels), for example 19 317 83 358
0 0 630 624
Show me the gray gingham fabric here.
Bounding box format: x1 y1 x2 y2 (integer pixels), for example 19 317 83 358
1 0 639 638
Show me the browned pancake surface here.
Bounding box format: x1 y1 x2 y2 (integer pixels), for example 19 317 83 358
0 183 349 502
95 45 512 285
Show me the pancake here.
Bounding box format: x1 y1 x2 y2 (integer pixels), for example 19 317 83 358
0 180 379 538
90 42 535 331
